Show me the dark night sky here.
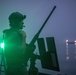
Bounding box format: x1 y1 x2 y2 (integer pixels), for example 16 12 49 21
0 0 76 75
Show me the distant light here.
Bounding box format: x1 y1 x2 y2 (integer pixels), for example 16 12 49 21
66 40 68 45
74 40 76 45
74 40 76 43
66 40 68 43
65 40 76 60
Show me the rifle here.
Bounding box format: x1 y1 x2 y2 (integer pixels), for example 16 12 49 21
24 6 56 64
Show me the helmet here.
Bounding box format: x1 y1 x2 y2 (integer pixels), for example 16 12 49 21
9 12 26 21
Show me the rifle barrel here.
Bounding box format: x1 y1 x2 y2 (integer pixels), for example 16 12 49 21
30 6 56 45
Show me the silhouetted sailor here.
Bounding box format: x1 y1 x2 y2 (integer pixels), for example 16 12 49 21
3 12 28 75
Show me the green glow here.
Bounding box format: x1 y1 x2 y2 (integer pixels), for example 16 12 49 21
0 42 4 49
